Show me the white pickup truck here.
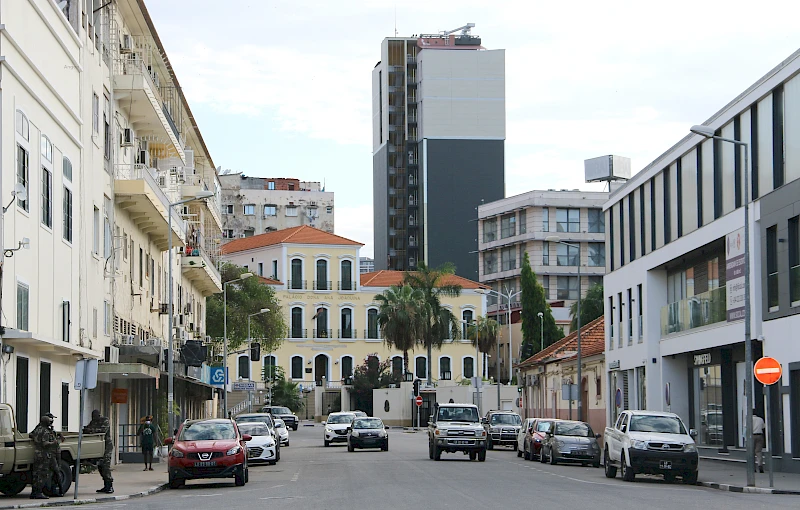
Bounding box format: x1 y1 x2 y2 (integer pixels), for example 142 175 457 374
604 410 699 484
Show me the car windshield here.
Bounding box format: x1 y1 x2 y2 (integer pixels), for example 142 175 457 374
180 422 236 441
237 415 274 427
354 418 383 429
271 407 291 415
536 421 552 433
706 414 722 426
629 415 687 434
238 423 270 436
274 419 285 428
353 411 367 417
490 414 521 425
437 407 479 422
554 422 593 437
327 414 354 424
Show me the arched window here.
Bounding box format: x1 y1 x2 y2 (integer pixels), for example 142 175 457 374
392 356 403 377
463 357 474 379
291 307 303 338
290 356 303 379
367 308 379 339
263 355 277 380
315 307 329 338
462 310 473 338
15 111 30 212
290 259 303 289
340 260 353 290
415 357 427 381
341 356 354 379
238 355 250 380
15 110 29 140
439 357 452 380
316 259 329 290
340 308 353 338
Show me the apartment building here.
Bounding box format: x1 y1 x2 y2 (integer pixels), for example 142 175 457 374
603 48 800 472
2 0 222 442
360 257 375 274
372 24 505 277
220 173 334 242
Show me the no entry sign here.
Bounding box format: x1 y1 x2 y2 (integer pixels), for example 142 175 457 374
415 396 423 407
754 356 782 385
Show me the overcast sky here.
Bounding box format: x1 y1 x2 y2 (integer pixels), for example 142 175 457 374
148 0 799 258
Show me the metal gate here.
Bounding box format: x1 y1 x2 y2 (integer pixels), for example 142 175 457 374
322 391 341 415
413 392 436 427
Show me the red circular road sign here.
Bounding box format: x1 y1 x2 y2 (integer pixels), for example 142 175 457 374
754 356 782 385
415 396 423 407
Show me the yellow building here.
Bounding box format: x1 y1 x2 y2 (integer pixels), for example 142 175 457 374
221 226 488 415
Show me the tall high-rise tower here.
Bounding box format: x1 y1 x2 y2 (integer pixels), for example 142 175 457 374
372 24 505 278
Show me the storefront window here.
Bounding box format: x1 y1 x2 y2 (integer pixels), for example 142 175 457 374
693 364 723 446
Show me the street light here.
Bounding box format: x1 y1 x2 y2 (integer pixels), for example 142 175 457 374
690 124 755 487
485 286 522 406
537 312 544 351
167 190 214 436
223 272 254 415
545 235 583 422
247 308 270 412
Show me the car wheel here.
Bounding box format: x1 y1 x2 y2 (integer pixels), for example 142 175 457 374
549 448 557 465
621 453 636 482
469 451 477 461
682 471 698 485
593 460 601 468
348 442 354 452
324 439 330 447
44 459 72 497
434 444 442 461
487 437 494 450
244 467 249 484
664 473 676 483
234 466 245 487
382 442 388 452
603 449 617 478
293 425 298 431
169 475 185 489
0 477 27 497
428 440 434 460
285 441 290 447
539 447 547 463
276 448 281 462
478 449 486 462
517 447 522 458
269 461 276 465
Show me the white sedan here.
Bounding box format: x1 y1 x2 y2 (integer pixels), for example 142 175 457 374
239 422 280 465
274 418 290 446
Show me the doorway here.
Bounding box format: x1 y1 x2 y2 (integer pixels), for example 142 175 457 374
314 354 329 385
16 357 29 433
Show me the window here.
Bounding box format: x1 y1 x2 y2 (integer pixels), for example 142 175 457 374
676 159 684 236
92 93 99 134
664 167 671 244
17 145 29 211
463 357 474 379
238 356 250 380
290 259 303 289
62 156 72 182
619 202 625 266
264 204 277 216
326 206 333 214
588 275 602 288
628 195 636 261
627 288 633 344
291 307 303 338
63 187 73 242
392 357 403 377
790 217 800 305
243 204 255 215
92 307 98 339
542 208 549 232
557 243 578 266
285 206 298 217
501 246 516 271
462 310 473 338
773 84 785 189
557 276 578 300
288 183 295 191
291 356 303 379
340 308 353 338
263 355 277 380
315 307 328 338
500 214 516 238
268 181 275 190
439 357 451 379
341 356 354 378
103 94 111 161
416 357 427 380
556 208 579 233
93 206 100 255
483 252 497 274
588 209 604 233
41 136 53 162
542 241 549 266
519 210 527 234
340 260 353 290
637 284 643 340
103 300 111 335
483 218 497 242
272 260 278 279
224 204 234 214
17 282 29 331
640 185 646 255
16 110 30 140
316 259 329 290
104 197 112 259
367 309 379 339
223 229 234 239
767 225 779 311
41 167 52 227
588 243 605 267
541 275 550 299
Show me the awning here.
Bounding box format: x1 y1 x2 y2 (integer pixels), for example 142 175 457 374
98 363 161 381
3 330 102 358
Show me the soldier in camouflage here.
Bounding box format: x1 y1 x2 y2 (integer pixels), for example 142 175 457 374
29 415 58 499
44 413 65 497
84 410 114 494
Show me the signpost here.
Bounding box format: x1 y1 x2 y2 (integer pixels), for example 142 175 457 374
415 395 423 430
73 359 98 500
210 367 225 387
415 395 423 407
754 356 782 488
233 381 256 392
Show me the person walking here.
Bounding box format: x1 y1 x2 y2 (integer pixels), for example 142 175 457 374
84 410 114 493
137 415 159 471
753 413 766 473
29 415 59 499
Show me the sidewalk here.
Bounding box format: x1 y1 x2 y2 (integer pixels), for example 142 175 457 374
699 459 800 495
0 462 168 509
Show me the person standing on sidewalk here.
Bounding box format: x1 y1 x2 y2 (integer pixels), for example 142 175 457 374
84 410 114 493
44 413 65 497
137 416 159 471
29 415 58 499
753 413 766 473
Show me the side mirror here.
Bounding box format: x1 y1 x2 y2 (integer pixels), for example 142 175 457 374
481 418 487 424
595 433 602 439
347 427 352 432
689 429 698 438
164 437 173 445
242 434 252 442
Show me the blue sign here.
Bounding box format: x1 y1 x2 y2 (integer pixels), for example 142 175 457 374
210 367 225 387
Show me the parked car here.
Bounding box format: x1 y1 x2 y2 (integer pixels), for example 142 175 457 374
324 412 356 447
517 418 536 458
238 422 279 465
482 410 522 449
274 418 290 446
528 419 555 461
166 419 250 488
541 420 601 467
352 410 368 417
604 410 698 484
260 405 299 431
348 417 388 452
235 413 281 459
427 402 487 461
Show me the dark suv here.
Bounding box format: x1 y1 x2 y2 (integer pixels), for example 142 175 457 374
482 410 522 449
260 406 299 431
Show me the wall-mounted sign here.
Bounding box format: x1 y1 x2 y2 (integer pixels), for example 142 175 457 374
111 388 128 404
608 360 620 370
693 353 712 366
726 228 746 322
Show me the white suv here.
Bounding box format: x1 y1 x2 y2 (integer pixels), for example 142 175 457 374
323 412 355 447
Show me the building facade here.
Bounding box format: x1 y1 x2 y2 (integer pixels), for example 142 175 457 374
359 257 375 274
603 48 800 472
372 26 505 277
220 173 334 243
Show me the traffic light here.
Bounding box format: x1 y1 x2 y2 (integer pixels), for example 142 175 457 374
518 386 523 394
249 342 261 361
413 378 421 396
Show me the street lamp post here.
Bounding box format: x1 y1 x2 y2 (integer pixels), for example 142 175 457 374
460 318 482 415
167 191 214 436
545 236 582 422
223 272 254 415
690 124 754 487
247 308 270 412
537 312 543 350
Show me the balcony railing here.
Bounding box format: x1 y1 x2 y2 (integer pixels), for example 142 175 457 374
314 280 332 291
313 329 333 339
289 328 307 339
366 329 379 340
337 329 355 339
660 286 727 337
338 281 357 291
289 279 307 290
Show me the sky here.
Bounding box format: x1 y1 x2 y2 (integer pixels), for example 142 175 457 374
147 0 800 258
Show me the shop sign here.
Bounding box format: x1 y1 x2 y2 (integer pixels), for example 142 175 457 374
608 360 620 370
693 353 712 366
111 388 128 404
725 228 746 322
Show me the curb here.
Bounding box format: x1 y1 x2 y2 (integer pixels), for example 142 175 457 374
0 483 168 509
699 481 800 495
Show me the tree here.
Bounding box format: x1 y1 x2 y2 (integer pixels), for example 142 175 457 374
206 263 286 353
569 283 604 331
519 251 563 353
350 354 400 416
375 285 425 374
466 316 499 378
260 365 304 412
403 262 462 384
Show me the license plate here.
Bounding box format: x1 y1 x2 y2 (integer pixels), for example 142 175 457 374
194 461 217 467
660 461 672 470
247 451 258 458
452 440 471 445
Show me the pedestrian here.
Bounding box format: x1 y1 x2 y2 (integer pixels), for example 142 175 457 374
327 404 331 415
84 409 114 493
137 415 159 471
44 413 65 497
29 415 59 499
753 413 766 473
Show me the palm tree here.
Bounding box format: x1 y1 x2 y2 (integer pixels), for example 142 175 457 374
403 262 462 384
467 316 499 379
375 284 425 374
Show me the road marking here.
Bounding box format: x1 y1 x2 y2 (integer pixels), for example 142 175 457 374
261 496 306 500
181 493 223 497
291 468 301 482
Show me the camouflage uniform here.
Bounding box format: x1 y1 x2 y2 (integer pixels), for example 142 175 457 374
29 417 58 499
85 412 113 492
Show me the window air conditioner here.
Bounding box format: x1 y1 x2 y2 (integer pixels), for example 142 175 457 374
122 128 133 147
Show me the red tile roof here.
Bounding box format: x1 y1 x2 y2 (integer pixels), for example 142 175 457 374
221 225 363 255
359 270 489 290
516 316 605 369
258 276 282 286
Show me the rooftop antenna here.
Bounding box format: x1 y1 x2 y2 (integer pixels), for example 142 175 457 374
394 6 397 36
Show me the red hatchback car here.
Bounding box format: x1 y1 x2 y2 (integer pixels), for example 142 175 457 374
165 419 251 488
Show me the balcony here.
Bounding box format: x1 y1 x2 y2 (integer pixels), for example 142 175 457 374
314 280 332 291
660 287 727 337
115 164 186 250
180 172 222 229
180 246 223 296
288 328 307 339
338 281 357 291
313 329 333 339
338 329 355 339
288 279 307 290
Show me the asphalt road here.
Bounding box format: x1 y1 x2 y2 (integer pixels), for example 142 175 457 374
79 425 796 510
